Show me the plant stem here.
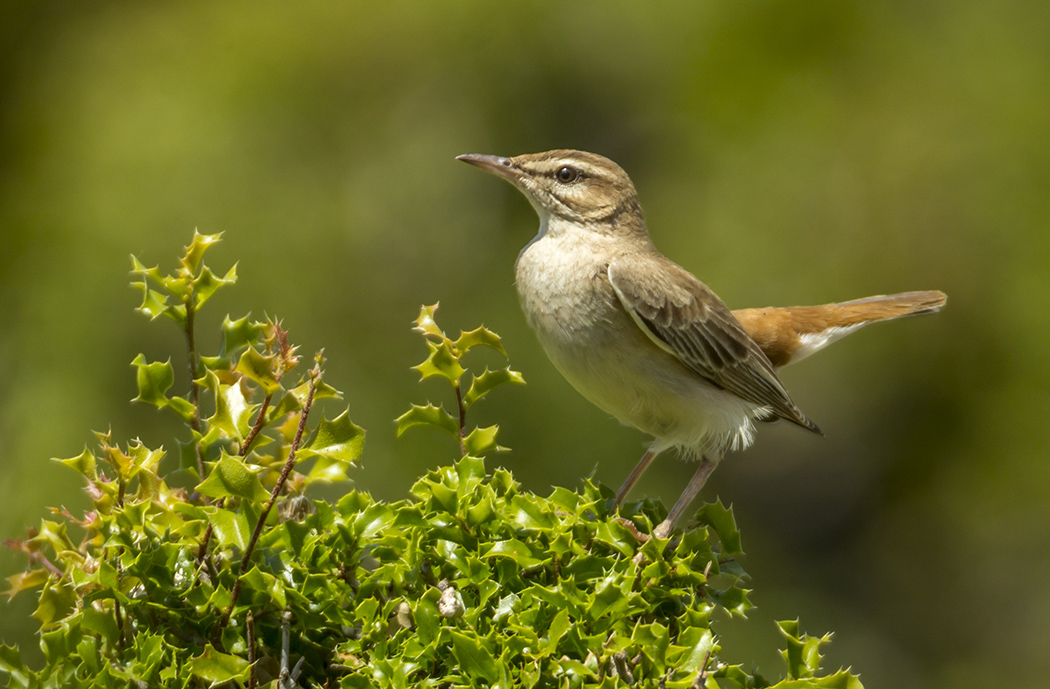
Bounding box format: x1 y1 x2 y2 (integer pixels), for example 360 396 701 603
216 367 320 635
454 380 467 456
247 610 256 689
240 393 273 456
184 297 206 480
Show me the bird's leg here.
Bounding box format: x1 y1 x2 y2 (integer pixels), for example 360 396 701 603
614 441 662 507
653 455 719 539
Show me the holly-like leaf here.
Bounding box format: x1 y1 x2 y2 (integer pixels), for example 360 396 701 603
33 582 75 629
180 231 223 274
52 448 97 480
126 440 165 482
186 644 250 685
192 263 237 310
462 367 525 409
412 340 465 383
463 425 505 456
130 355 175 408
395 403 459 437
697 498 743 556
413 303 445 340
133 286 173 321
220 314 265 358
206 376 256 442
5 570 49 601
289 377 342 404
209 507 251 551
130 355 196 420
777 620 834 680
236 346 281 394
196 452 270 503
302 410 364 465
454 326 506 356
450 631 500 685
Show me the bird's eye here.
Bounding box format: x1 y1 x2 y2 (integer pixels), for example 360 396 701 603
555 166 580 184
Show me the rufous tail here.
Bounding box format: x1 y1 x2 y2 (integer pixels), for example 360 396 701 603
732 290 947 368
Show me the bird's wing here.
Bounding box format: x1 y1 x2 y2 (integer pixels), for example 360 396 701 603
608 256 820 433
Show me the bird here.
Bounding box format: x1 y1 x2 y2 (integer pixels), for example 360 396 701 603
457 149 946 539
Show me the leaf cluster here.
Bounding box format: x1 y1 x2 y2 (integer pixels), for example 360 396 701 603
1 234 862 688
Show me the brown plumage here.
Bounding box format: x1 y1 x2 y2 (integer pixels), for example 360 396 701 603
732 291 948 368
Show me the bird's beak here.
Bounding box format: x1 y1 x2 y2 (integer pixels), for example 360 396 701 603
456 153 526 183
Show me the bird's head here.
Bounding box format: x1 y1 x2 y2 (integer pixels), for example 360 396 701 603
457 149 646 237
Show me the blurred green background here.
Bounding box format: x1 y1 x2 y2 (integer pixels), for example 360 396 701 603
1 1 1047 686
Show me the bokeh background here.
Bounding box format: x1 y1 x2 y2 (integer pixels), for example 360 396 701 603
1 2 1047 687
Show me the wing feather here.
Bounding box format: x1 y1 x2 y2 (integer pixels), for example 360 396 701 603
608 256 820 434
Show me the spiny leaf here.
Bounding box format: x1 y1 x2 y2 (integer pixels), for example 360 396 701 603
206 374 257 442
130 355 175 408
450 631 500 684
395 403 459 437
186 644 250 684
302 410 365 465
412 340 465 383
462 425 505 456
236 346 281 394
180 231 223 274
697 498 743 556
5 570 49 601
196 452 270 503
413 303 445 340
220 314 265 357
52 448 97 480
462 367 525 409
192 263 237 310
778 620 834 680
209 507 251 551
454 326 506 356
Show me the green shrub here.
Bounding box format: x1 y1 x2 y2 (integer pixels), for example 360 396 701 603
1 233 863 688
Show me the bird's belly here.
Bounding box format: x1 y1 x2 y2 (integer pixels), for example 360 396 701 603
515 237 761 456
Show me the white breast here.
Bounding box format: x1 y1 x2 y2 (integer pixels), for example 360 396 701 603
513 222 763 458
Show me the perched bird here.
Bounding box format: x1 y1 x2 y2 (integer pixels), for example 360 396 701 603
457 149 946 539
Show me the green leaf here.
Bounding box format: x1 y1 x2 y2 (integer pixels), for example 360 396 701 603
209 507 252 551
462 367 525 409
483 539 544 568
130 354 175 408
777 620 834 680
180 230 223 274
463 425 505 456
220 314 265 357
240 566 286 608
33 582 75 628
236 346 281 394
206 376 257 442
412 340 465 382
192 263 237 310
186 644 250 685
5 570 49 601
0 644 30 686
455 326 507 355
303 410 365 465
697 498 743 556
196 452 270 502
395 403 459 437
450 631 500 684
673 628 715 674
413 303 445 339
53 448 97 480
